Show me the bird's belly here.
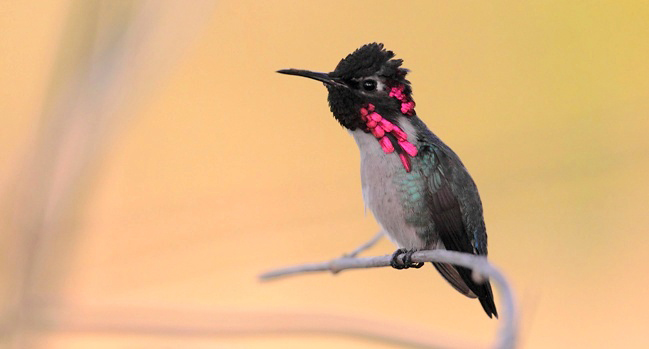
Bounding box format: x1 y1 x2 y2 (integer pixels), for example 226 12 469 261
353 131 427 250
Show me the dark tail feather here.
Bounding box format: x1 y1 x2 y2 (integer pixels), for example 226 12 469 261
432 262 498 318
455 264 498 318
433 262 476 298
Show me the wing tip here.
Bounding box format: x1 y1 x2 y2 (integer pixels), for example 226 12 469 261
435 262 499 319
479 293 499 319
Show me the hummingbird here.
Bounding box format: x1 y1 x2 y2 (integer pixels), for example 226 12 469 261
277 43 497 318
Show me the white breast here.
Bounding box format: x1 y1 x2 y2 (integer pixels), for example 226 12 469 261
350 118 427 250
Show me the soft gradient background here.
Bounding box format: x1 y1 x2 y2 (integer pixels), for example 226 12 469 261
2 1 649 348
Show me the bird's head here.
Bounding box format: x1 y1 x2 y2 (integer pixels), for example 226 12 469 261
278 43 415 131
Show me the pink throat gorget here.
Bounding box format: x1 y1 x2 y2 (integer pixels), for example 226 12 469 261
360 86 418 172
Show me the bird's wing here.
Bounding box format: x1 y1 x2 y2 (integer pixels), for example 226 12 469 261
421 143 498 318
420 144 476 255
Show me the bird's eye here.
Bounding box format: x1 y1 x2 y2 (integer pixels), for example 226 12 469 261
362 79 377 91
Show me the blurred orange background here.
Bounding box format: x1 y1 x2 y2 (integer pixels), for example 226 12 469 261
2 1 649 348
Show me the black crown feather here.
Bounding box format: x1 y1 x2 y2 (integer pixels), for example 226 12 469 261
330 43 408 81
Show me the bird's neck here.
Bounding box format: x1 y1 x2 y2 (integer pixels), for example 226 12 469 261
353 104 420 172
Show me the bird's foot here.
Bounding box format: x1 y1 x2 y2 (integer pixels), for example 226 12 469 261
390 249 424 269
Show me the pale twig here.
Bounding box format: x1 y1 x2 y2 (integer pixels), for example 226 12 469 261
343 230 385 257
260 250 518 349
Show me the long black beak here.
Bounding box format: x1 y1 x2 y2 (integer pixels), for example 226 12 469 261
277 69 345 87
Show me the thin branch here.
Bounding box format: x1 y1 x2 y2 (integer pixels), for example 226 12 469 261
260 250 517 349
343 230 385 257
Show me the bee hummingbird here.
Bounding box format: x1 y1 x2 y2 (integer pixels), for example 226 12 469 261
278 43 497 318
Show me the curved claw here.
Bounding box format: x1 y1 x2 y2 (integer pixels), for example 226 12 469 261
390 248 408 269
402 250 425 268
411 262 425 268
390 249 424 270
